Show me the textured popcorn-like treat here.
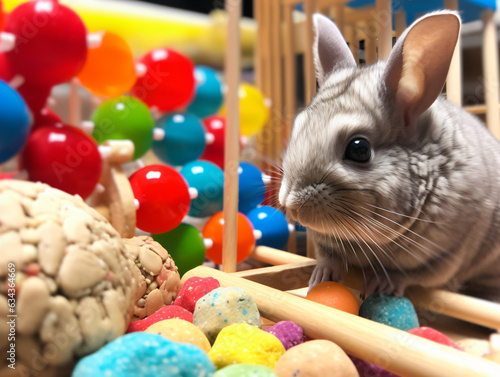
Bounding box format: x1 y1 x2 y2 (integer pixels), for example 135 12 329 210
0 181 137 375
174 276 220 313
123 236 181 319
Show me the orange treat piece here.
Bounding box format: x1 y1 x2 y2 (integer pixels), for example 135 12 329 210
305 281 359 316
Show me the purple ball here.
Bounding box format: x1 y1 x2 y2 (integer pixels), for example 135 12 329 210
264 321 304 350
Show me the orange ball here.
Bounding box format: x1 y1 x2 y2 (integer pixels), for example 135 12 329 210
305 281 359 316
202 211 255 265
78 31 136 97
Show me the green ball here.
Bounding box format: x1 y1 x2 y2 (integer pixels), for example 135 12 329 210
91 96 155 160
152 223 206 277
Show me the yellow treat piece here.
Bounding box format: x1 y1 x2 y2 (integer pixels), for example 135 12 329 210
145 319 211 353
208 323 285 369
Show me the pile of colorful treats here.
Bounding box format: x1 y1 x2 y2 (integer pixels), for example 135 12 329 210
72 275 500 377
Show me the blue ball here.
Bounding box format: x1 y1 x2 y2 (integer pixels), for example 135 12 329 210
187 66 224 118
181 160 224 218
0 81 31 164
359 293 419 331
238 162 266 214
72 332 215 377
246 205 290 250
153 112 206 166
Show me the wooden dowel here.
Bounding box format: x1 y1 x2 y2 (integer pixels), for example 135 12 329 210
184 266 500 377
271 0 283 164
444 0 462 106
364 23 377 64
375 0 392 60
222 0 241 273
303 0 317 104
245 247 500 329
331 3 345 34
69 78 82 126
255 0 265 170
283 2 296 147
481 9 500 139
394 10 406 41
344 24 358 64
252 245 311 265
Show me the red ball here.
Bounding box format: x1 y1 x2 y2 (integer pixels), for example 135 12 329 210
174 276 220 313
5 0 87 86
32 107 63 130
129 164 191 234
16 83 52 114
202 211 256 264
200 116 244 169
21 124 102 199
127 305 193 333
131 48 195 112
0 53 12 81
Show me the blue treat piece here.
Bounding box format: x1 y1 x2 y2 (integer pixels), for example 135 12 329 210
187 66 224 118
181 160 224 218
359 293 419 331
153 112 206 166
247 206 290 250
72 332 215 377
238 162 265 214
0 80 31 164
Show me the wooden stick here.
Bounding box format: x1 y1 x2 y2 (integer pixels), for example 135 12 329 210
363 22 377 64
481 9 500 139
344 24 358 64
184 266 500 377
271 0 283 164
252 245 311 265
222 0 242 273
283 2 296 148
331 3 345 34
303 0 317 104
248 247 500 329
69 78 82 126
255 0 265 170
394 10 406 41
444 0 462 106
375 0 392 60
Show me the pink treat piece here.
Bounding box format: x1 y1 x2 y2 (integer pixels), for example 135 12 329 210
174 276 220 313
127 305 193 333
408 327 464 351
264 321 304 350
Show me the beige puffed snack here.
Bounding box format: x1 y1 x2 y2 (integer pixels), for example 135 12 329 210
0 181 138 376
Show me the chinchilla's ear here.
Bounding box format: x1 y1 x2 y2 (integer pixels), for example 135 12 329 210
383 11 461 131
313 14 356 87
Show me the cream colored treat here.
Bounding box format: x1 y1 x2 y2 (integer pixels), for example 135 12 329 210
194 287 261 344
123 236 181 319
274 339 359 377
0 181 137 371
145 318 211 353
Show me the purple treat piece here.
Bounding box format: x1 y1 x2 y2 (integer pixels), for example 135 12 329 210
349 355 401 377
264 321 304 350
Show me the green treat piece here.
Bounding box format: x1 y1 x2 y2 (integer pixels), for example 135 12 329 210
152 223 206 277
359 293 419 331
91 96 154 160
215 364 277 377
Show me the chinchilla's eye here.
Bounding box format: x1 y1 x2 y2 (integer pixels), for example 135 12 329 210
344 138 371 163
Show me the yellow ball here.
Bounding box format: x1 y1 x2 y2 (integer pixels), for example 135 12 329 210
220 83 269 136
145 318 211 353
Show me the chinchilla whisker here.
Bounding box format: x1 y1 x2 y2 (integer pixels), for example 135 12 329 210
358 201 438 224
336 208 393 284
352 211 440 272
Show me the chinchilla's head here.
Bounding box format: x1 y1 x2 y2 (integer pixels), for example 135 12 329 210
279 12 461 244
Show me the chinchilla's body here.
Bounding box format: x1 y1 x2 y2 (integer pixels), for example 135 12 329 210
279 11 500 301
